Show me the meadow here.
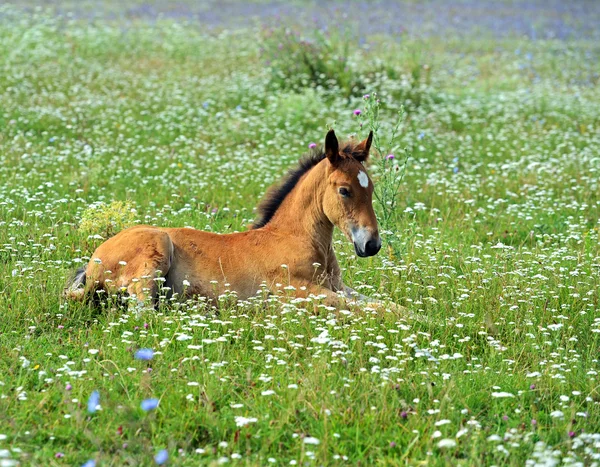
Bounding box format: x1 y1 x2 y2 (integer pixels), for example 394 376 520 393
0 2 599 465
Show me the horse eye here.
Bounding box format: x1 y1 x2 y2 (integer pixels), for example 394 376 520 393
339 187 350 198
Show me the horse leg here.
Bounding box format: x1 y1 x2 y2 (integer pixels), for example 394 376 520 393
325 249 405 313
302 283 406 314
124 232 173 305
86 228 173 306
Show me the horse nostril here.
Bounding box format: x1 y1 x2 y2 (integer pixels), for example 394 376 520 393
365 239 381 256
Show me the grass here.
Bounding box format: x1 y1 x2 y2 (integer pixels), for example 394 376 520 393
0 3 599 466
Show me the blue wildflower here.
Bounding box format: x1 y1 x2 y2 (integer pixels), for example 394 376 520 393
141 398 159 411
135 348 154 361
87 390 100 414
82 460 96 467
155 449 169 465
418 132 425 140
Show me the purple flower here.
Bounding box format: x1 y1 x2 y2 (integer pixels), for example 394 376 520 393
141 398 159 411
389 441 396 448
502 415 509 421
155 449 169 465
569 431 576 438
400 411 408 419
55 452 64 459
308 142 317 149
353 109 361 116
531 419 537 426
135 348 154 361
87 390 100 414
363 94 370 99
530 384 536 390
386 154 394 160
65 383 72 391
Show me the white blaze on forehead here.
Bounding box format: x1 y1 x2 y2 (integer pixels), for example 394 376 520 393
357 170 369 188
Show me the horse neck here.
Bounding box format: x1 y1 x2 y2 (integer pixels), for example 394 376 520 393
268 161 333 253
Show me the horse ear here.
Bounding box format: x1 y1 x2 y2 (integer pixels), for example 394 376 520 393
354 130 373 162
325 129 340 166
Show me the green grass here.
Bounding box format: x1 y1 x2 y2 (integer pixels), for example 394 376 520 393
0 4 599 466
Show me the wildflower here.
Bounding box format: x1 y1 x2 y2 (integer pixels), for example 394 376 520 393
400 411 408 419
389 441 396 448
155 449 169 465
353 109 361 116
141 398 159 411
363 94 370 99
303 437 320 445
308 142 317 149
135 348 154 361
569 431 576 438
531 419 537 426
437 439 456 448
82 461 96 467
418 132 425 140
65 383 72 391
87 390 100 414
55 452 65 458
530 384 536 390
235 416 258 427
491 392 514 398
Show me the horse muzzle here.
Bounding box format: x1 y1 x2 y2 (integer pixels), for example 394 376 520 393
351 227 381 257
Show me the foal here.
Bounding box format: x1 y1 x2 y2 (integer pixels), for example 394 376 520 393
66 130 392 310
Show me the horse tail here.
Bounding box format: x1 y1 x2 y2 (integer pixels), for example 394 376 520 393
64 266 87 301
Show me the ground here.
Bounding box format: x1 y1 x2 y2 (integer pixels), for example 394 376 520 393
0 1 599 465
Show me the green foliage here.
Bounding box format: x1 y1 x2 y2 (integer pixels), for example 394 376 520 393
79 201 137 238
260 25 365 97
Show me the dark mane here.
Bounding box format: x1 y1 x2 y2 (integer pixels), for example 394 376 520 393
251 140 363 229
